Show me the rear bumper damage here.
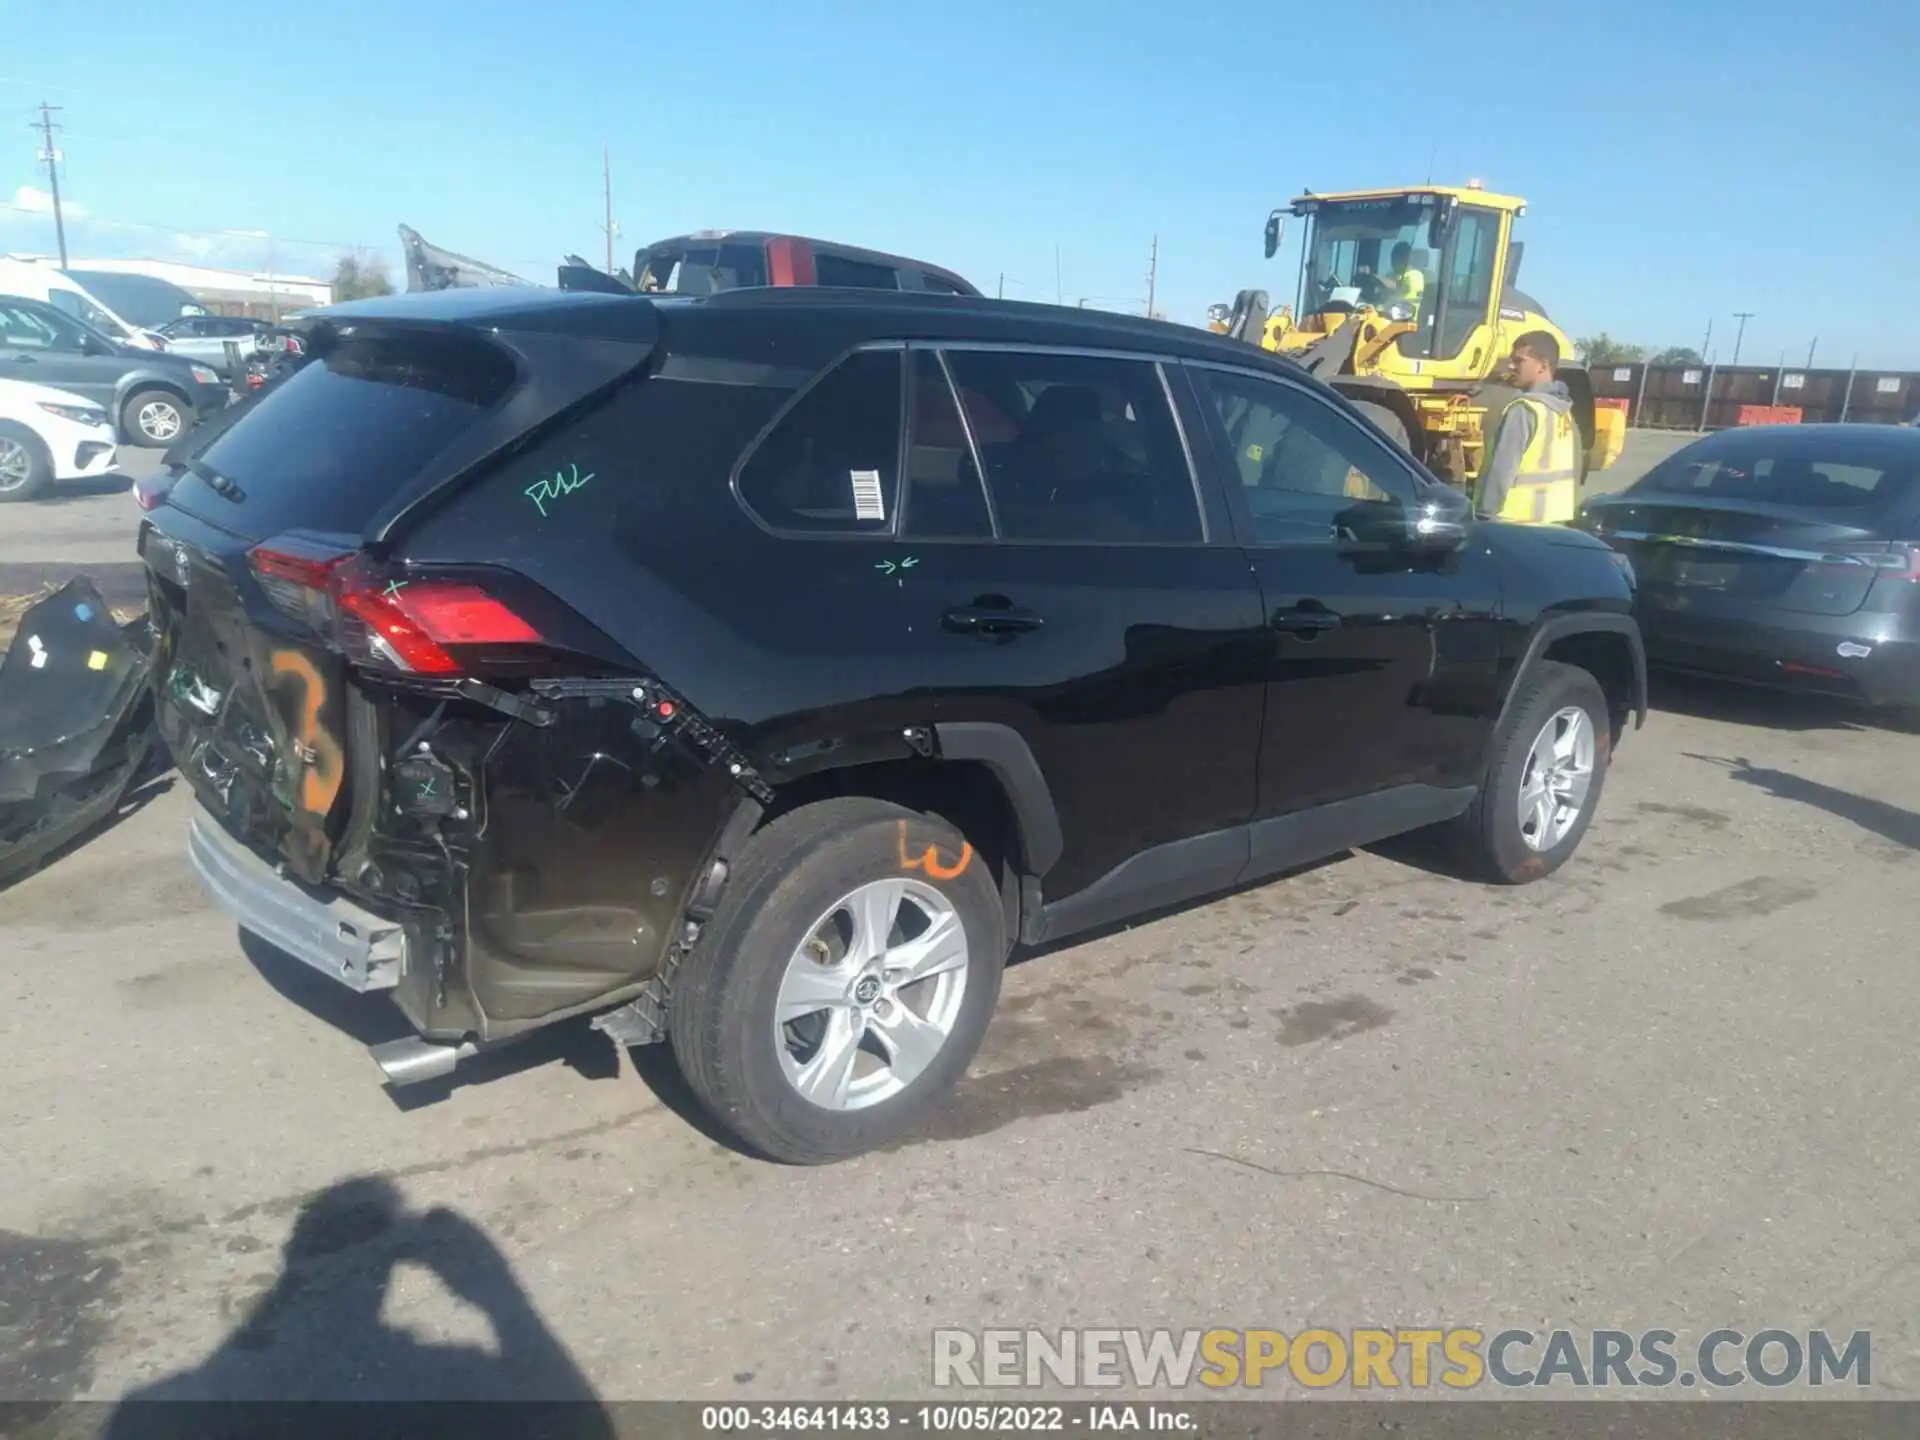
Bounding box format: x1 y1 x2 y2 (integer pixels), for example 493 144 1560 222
187 805 406 992
165 651 769 1085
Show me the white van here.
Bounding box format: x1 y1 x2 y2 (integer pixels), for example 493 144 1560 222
0 258 169 351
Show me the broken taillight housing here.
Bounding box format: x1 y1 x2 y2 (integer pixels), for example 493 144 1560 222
248 539 550 676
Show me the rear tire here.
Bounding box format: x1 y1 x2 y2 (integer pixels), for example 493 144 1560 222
669 797 1007 1164
1450 660 1611 884
122 389 188 448
0 422 53 502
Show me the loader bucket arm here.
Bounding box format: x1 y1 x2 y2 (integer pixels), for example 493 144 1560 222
1224 290 1270 344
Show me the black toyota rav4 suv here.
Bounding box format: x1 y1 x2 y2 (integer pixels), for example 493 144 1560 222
142 286 1645 1163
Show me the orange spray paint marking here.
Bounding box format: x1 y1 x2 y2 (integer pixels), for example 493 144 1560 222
896 820 973 881
269 650 345 815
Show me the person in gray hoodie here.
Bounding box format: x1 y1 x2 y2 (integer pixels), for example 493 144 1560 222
1477 331 1580 524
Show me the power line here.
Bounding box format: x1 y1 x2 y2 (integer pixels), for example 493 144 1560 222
30 100 67 267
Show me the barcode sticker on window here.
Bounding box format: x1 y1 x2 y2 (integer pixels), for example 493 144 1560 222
850 470 886 522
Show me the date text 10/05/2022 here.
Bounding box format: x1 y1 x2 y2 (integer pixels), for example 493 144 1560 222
702 1404 1196 1431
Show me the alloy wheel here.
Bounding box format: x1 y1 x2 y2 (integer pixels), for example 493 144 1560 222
1517 705 1596 852
773 877 970 1111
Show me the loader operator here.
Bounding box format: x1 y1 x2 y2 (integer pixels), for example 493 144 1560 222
1476 331 1581 525
1375 242 1426 320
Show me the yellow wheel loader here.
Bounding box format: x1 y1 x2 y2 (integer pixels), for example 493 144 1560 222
1214 184 1625 491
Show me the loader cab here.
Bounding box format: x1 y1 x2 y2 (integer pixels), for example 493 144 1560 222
1289 187 1518 378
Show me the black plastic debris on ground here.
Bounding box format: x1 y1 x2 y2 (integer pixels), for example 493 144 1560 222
0 578 163 889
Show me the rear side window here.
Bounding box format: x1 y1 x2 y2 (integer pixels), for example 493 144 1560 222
920 273 968 295
735 349 903 534
942 349 1202 543
814 253 901 291
169 331 517 537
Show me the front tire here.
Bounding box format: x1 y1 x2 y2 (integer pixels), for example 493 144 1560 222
1450 660 1611 884
0 422 53 502
669 798 1007 1164
122 389 187 448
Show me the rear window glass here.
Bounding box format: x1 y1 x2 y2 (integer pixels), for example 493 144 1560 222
169 332 517 537
814 253 901 290
1634 443 1920 510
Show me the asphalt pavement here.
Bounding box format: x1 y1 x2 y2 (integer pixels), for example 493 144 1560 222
5 431 1918 1412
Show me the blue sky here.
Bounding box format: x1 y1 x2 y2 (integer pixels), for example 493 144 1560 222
5 0 1918 365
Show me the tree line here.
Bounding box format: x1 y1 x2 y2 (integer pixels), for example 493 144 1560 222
1575 334 1702 368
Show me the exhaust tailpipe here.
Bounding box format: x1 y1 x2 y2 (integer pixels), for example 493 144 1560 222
369 1035 480 1087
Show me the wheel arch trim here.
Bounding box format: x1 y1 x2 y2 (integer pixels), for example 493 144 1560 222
932 721 1064 876
1498 611 1648 737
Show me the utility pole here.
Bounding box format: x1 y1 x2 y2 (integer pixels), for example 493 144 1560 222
1700 317 1713 362
1145 234 1158 318
1806 337 1817 367
1731 311 1753 367
600 144 617 274
31 101 68 267
997 272 1004 300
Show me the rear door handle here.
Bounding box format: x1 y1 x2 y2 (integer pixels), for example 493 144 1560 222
1271 604 1342 637
943 604 1045 636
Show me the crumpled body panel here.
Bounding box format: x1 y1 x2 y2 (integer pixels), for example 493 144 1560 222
0 580 162 886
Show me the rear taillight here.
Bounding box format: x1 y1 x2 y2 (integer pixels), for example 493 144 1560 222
132 474 175 512
247 540 548 676
1812 542 1920 584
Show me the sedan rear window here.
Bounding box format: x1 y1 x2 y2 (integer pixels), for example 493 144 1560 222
1634 442 1920 511
168 331 517 538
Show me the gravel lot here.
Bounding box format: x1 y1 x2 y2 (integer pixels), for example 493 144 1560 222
5 431 1918 1412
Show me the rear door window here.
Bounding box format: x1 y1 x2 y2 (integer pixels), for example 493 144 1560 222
167 331 518 538
941 349 1202 543
814 253 902 290
734 348 903 535
902 351 992 539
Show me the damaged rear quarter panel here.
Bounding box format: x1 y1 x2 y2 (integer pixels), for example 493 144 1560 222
338 677 747 1041
382 358 958 1035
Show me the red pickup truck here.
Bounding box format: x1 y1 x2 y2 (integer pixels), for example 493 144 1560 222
628 231 981 298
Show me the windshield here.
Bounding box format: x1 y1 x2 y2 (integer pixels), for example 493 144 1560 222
1300 199 1437 315
64 270 205 328
634 241 769 295
44 287 133 340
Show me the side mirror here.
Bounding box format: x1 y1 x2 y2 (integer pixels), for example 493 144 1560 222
79 331 113 356
1264 210 1285 260
1405 486 1473 551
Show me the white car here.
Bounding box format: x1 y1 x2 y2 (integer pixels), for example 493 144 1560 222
0 376 118 503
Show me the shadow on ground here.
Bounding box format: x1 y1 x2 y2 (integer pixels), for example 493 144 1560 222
42 474 135 502
1687 752 1920 851
99 1178 616 1435
1647 671 1890 734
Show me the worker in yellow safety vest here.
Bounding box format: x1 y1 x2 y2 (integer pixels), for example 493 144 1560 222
1476 330 1581 524
1376 242 1426 321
